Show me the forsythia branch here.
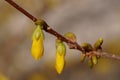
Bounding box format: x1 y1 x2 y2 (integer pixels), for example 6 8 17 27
5 0 120 61
5 0 84 52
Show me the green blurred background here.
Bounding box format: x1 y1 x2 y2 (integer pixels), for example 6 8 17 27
0 0 120 80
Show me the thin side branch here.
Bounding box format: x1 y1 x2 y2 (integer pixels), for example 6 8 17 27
5 0 120 61
101 52 120 60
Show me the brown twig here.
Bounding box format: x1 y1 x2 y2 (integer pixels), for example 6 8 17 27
5 0 120 61
101 52 120 60
5 0 37 22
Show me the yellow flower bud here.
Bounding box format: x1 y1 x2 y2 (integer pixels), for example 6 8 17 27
55 40 66 74
31 24 44 60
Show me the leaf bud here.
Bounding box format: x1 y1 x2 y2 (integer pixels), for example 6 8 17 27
94 38 103 50
64 32 76 42
81 43 93 52
88 58 93 68
92 55 98 65
80 53 86 63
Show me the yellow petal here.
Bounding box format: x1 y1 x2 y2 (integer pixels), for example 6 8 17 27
55 39 66 74
55 52 65 74
31 38 44 60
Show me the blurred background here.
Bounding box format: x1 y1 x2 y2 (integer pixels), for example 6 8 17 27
0 0 120 80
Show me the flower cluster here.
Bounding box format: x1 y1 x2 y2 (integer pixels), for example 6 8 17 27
31 20 103 74
80 38 103 68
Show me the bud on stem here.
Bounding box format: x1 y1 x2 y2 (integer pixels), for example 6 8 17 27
94 38 103 50
64 32 76 42
92 55 98 65
81 43 93 52
88 58 93 68
31 21 44 60
80 53 86 63
55 39 66 74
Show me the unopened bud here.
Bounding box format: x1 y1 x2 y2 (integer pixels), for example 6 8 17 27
94 38 103 50
31 23 44 60
92 55 98 65
80 53 86 63
64 32 76 42
81 43 93 52
88 58 93 68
